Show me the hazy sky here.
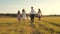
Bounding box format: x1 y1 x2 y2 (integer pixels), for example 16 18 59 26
0 0 60 15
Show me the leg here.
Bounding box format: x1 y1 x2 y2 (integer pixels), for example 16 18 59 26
39 17 41 21
32 15 34 22
18 18 20 23
30 14 33 23
39 17 40 20
30 15 32 22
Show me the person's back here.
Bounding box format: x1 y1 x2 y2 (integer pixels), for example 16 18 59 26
22 9 26 19
30 9 36 14
17 10 21 21
37 9 42 20
37 11 41 16
22 9 26 23
30 7 36 23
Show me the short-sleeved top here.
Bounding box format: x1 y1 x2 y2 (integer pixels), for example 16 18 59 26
17 14 20 18
37 12 41 16
22 12 26 19
30 9 36 14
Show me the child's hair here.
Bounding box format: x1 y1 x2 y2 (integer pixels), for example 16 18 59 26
22 9 25 12
18 10 20 15
31 6 33 9
38 9 41 13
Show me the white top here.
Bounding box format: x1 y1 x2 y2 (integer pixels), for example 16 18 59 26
17 14 20 19
30 9 36 14
37 12 42 16
22 12 26 19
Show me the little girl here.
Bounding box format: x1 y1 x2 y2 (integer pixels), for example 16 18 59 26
17 10 21 21
22 9 26 22
37 9 42 20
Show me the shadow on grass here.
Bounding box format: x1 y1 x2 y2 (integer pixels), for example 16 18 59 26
37 23 54 34
39 20 60 34
42 20 60 27
56 32 60 34
0 23 16 27
29 23 40 34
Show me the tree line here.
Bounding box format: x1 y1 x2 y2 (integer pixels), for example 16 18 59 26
0 14 60 17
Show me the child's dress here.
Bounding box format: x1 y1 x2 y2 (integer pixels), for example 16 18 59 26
37 12 41 18
17 14 21 20
22 12 26 19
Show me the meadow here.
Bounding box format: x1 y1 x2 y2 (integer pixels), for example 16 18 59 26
0 16 60 34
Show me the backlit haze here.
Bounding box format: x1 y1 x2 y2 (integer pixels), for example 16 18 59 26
0 0 60 15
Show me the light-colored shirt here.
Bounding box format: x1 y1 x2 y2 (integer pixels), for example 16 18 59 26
37 12 42 16
30 9 36 14
17 14 20 19
22 12 26 19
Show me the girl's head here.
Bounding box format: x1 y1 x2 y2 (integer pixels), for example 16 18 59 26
18 10 20 14
31 6 33 9
38 9 41 13
22 9 25 12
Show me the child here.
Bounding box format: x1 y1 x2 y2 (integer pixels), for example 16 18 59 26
17 10 21 21
30 7 36 23
22 9 26 22
37 9 42 20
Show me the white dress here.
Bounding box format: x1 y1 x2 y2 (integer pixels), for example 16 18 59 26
22 12 26 19
17 14 21 20
38 12 41 16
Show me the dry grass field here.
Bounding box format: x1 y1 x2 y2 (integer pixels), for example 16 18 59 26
0 17 60 34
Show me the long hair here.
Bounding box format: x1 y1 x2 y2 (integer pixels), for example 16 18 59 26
38 9 41 13
18 10 20 15
22 9 25 13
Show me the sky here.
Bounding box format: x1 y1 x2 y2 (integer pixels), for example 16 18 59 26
0 0 60 15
